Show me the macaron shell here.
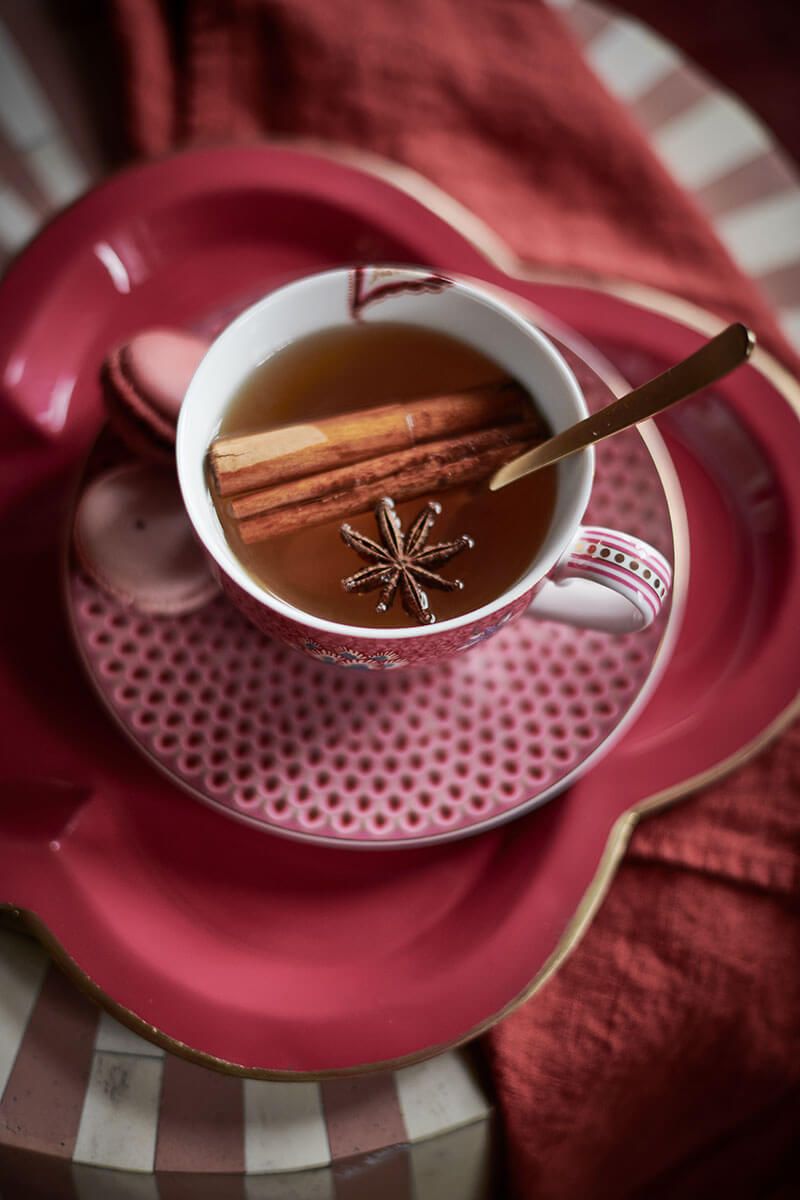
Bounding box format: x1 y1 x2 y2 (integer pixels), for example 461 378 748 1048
73 463 219 615
122 329 209 425
103 357 176 463
102 329 210 459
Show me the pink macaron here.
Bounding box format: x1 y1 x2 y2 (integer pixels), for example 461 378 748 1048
102 329 210 461
73 462 219 615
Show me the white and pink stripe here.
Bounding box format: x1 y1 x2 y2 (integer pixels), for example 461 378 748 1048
0 929 492 1197
580 527 673 585
567 554 660 620
554 0 800 352
558 526 671 627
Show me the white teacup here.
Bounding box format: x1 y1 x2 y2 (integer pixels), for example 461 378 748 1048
178 266 671 671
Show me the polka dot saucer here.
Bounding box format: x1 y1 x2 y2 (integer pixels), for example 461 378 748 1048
66 337 684 848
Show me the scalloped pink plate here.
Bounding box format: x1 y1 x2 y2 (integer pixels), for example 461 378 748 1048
1 147 798 1076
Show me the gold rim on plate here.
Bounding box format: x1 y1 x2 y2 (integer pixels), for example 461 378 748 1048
3 142 799 1080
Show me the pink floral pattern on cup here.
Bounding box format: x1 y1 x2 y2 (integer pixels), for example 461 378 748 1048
218 567 535 668
454 608 516 652
302 640 408 670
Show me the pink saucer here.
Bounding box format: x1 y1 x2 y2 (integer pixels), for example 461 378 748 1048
67 329 680 847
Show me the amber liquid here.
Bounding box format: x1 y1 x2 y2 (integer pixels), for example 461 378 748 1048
213 323 558 628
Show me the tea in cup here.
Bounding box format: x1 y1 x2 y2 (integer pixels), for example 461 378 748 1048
178 267 671 669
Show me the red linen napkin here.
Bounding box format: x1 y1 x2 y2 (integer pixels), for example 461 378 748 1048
111 0 799 368
109 2 800 1195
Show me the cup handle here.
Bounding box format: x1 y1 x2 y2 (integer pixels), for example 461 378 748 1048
528 526 672 633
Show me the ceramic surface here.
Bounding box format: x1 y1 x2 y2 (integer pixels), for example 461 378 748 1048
178 266 668 662
69 329 679 847
0 146 797 1075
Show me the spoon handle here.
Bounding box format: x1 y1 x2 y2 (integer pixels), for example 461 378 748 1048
490 322 755 491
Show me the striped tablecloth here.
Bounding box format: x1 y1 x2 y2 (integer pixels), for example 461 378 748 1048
1 1 798 1194
0 929 493 1197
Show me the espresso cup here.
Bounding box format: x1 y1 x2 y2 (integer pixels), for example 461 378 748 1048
177 266 671 670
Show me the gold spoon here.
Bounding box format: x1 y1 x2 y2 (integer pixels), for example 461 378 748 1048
489 322 755 491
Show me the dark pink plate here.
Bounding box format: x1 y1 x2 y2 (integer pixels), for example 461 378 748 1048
1 146 798 1076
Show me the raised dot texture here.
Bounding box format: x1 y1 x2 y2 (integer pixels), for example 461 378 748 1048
69 416 671 843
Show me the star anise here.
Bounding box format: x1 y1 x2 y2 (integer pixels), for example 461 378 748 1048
341 497 474 625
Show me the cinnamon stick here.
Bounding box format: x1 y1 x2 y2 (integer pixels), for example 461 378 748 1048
235 427 539 543
230 421 540 520
209 379 532 497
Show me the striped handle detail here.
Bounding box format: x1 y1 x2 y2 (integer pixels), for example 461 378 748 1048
530 526 671 633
